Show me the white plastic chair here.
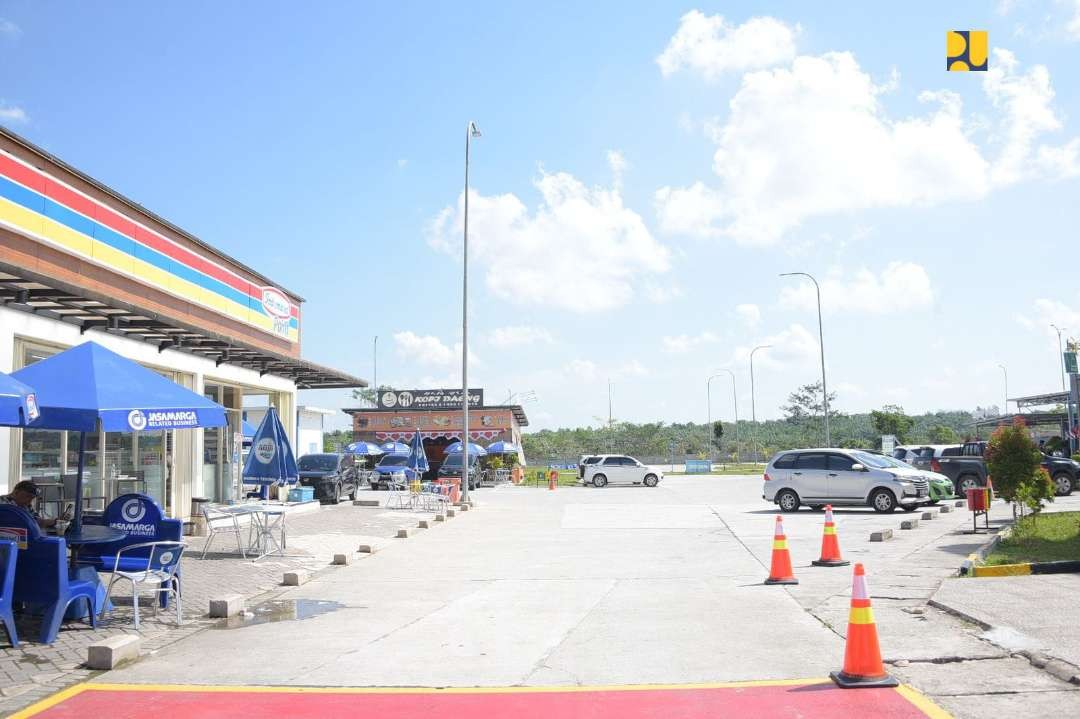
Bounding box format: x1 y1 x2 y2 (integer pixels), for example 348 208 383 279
385 472 414 509
103 541 185 630
201 505 247 559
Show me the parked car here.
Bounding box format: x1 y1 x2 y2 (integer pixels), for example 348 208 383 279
763 448 930 512
578 455 602 481
297 453 360 504
582 455 662 487
437 452 481 490
892 444 962 471
933 441 1080 496
369 453 418 490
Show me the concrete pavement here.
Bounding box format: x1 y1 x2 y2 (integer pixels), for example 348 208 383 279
22 476 1080 717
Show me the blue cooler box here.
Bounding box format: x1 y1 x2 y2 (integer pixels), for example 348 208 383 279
288 486 314 502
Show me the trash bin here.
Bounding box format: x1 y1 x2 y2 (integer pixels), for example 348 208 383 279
191 497 210 517
965 487 989 511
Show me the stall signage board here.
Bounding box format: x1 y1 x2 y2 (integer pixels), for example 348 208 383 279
379 389 483 410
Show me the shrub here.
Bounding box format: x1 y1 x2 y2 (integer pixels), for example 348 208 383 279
985 418 1054 516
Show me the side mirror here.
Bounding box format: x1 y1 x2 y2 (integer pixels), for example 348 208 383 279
851 463 865 472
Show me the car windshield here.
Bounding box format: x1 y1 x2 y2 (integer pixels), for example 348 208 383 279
377 454 409 467
442 454 475 469
298 455 338 471
850 451 895 469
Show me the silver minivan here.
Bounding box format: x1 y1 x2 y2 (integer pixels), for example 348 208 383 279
583 455 662 487
763 449 929 512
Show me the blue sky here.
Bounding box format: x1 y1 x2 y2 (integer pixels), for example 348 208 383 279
2 1 1080 431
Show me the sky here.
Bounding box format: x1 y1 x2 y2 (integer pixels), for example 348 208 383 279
2 1 1080 432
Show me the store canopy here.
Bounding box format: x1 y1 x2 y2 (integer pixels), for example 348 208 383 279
446 441 487 457
242 406 299 486
486 441 519 454
242 420 258 438
0 371 39 426
344 441 384 456
407 429 429 474
379 441 410 455
13 341 227 432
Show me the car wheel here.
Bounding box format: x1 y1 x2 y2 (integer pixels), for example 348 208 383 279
592 474 608 488
333 483 342 503
956 475 980 495
776 489 800 513
643 474 658 487
348 482 357 500
870 488 897 513
1050 473 1073 496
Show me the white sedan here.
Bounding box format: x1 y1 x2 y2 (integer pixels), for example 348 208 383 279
583 455 663 487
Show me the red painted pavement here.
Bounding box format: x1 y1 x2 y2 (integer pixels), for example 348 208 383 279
26 682 936 719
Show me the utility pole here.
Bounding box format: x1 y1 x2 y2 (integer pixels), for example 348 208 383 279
460 121 481 504
749 345 771 462
780 272 830 446
1052 324 1068 393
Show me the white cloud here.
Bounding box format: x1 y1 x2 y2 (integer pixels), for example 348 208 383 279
1016 298 1080 338
0 103 28 124
1065 1 1080 39
393 331 479 367
0 18 19 37
564 359 599 381
397 158 408 169
656 11 799 78
731 324 819 371
429 164 671 312
562 358 648 381
488 325 554 348
656 48 1079 245
779 261 934 315
662 331 718 354
644 282 683 303
735 303 761 327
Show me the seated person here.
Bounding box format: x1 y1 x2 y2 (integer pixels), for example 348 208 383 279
0 480 67 529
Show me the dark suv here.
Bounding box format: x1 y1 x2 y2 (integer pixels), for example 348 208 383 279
298 453 360 504
438 452 481 490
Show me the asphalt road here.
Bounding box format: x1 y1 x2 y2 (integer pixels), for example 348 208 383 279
76 476 1080 716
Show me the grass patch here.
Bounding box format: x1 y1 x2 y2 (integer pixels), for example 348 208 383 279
983 511 1080 565
520 470 581 487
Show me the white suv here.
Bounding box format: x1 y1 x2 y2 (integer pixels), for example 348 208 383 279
583 455 662 488
763 449 929 512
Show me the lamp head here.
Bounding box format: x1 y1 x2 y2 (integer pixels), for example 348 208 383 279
469 121 481 138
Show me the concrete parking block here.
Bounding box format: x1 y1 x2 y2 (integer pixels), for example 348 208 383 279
357 544 378 553
921 511 935 520
870 529 893 542
435 514 446 522
939 505 953 513
459 504 471 512
900 518 920 530
87 635 140 670
208 594 244 618
332 553 351 566
955 500 964 507
352 499 380 507
418 520 431 529
446 508 457 518
396 528 411 538
283 571 310 586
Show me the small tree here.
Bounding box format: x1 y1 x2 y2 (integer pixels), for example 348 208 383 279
711 421 724 450
870 404 915 444
985 418 1053 517
927 424 959 444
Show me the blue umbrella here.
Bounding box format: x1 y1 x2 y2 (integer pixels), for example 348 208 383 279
0 371 39 426
407 430 429 475
242 407 299 490
446 441 487 456
486 441 519 454
344 441 384 456
14 341 226 533
379 441 410 454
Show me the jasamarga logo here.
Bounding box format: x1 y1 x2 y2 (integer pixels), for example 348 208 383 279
109 521 156 537
127 409 148 431
144 410 199 428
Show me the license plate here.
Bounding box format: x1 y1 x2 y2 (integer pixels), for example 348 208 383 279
918 489 928 497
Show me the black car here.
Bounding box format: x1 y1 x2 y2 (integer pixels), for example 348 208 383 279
298 453 360 504
438 452 481 490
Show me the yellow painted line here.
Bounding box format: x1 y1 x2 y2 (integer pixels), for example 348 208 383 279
895 684 955 719
8 683 88 719
972 563 1032 577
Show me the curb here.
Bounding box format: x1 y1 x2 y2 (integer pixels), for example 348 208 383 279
958 525 1010 576
971 559 1080 577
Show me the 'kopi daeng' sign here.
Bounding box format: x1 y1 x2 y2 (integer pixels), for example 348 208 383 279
379 389 484 410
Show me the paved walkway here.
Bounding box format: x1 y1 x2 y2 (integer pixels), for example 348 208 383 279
0 493 439 714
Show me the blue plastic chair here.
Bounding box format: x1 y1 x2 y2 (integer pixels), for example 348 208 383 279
0 505 98 643
0 540 19 646
75 494 183 609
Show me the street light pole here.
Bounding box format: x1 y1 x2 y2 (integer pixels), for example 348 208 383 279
749 345 771 462
372 335 378 405
719 368 739 464
1052 324 1068 393
607 379 614 452
780 272 830 446
461 121 481 504
998 364 1008 415
707 373 721 460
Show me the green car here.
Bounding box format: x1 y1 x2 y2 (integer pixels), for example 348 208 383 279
924 475 956 504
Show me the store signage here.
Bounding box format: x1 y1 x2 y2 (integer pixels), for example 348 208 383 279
255 437 277 464
1065 351 1078 375
261 286 294 338
379 389 483 410
126 409 201 430
25 393 39 422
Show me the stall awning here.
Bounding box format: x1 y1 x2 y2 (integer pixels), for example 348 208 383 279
0 263 366 390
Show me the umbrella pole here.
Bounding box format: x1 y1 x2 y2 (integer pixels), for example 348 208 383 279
73 430 86 533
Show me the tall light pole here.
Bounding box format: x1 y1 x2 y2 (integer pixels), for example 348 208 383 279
707 373 722 460
461 121 481 504
719 368 740 464
607 379 614 452
998 364 1008 415
780 272 830 446
372 335 378 405
749 345 770 462
1052 324 1068 393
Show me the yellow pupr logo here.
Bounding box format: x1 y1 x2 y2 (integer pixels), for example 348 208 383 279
947 30 988 71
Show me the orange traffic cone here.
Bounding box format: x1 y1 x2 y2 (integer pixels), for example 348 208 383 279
830 563 898 688
765 515 798 585
812 505 849 567
548 469 558 491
